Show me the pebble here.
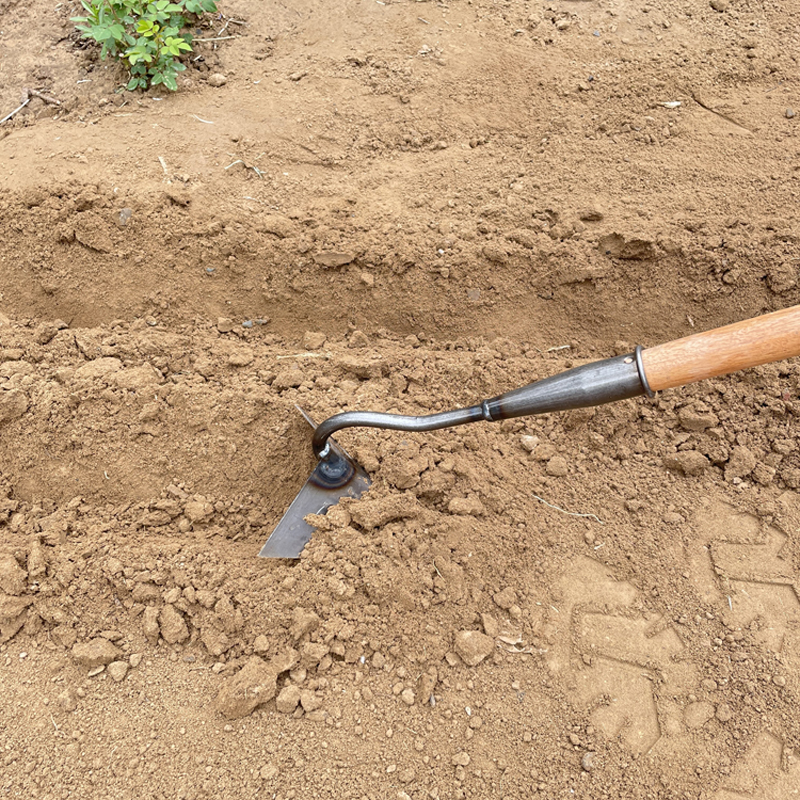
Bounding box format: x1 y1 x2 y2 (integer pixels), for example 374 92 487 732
582 751 595 771
208 73 227 87
519 435 539 453
451 751 470 767
787 108 795 119
108 661 129 682
401 688 415 706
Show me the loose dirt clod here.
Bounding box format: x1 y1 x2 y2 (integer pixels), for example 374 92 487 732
454 631 494 667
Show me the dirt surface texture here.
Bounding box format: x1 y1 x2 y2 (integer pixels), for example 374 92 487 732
1 0 800 798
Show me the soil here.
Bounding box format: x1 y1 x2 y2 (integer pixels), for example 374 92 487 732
1 0 800 798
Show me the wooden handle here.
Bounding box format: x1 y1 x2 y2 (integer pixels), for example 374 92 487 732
641 304 800 392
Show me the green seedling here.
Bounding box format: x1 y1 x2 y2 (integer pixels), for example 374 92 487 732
73 0 218 92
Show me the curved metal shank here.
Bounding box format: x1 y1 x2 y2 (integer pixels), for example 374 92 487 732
312 351 648 458
312 406 488 457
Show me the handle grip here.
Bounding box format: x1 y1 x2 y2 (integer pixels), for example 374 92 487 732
641 304 800 392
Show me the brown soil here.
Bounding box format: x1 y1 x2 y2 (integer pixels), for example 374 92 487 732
1 0 800 798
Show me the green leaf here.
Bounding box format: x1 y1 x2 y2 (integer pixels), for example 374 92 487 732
163 72 178 91
151 72 164 85
127 76 140 90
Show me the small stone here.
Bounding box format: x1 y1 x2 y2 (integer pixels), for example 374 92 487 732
401 688 415 706
787 108 796 119
108 661 129 682
451 751 470 766
360 272 375 287
710 0 728 10
129 653 143 668
276 684 302 714
773 675 786 687
208 73 227 87
519 435 540 453
454 630 494 666
253 634 270 655
72 638 122 668
582 752 595 771
546 455 568 477
217 317 234 333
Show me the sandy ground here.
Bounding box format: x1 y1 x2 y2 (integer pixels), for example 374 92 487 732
1 0 800 798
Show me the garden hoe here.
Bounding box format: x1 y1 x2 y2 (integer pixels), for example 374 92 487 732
259 304 800 558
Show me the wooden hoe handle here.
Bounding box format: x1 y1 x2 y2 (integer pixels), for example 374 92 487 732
641 304 800 392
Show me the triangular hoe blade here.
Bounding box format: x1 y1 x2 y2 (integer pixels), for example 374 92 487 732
258 407 371 558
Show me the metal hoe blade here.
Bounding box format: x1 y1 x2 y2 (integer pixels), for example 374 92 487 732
258 410 371 558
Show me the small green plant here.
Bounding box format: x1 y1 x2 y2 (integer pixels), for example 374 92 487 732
73 0 218 92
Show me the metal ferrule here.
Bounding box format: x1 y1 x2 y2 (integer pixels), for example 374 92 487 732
483 351 646 420
312 350 650 457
